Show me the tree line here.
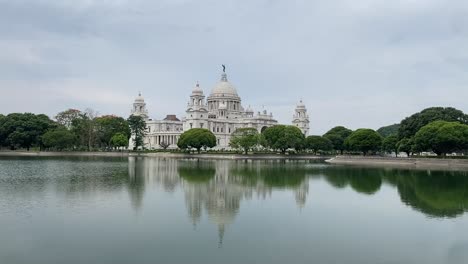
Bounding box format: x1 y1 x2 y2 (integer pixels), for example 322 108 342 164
177 106 468 156
2 106 468 156
0 109 145 151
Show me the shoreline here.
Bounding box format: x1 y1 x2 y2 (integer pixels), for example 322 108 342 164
326 156 468 170
2 151 468 170
0 151 329 160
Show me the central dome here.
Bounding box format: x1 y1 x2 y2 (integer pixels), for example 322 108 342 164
210 73 238 97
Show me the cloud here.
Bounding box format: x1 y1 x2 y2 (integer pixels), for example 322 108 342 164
1 0 467 133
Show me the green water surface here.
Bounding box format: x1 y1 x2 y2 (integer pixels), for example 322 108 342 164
1 156 467 264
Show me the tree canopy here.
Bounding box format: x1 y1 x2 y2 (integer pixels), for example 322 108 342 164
42 128 76 150
110 133 129 149
95 115 130 148
0 113 56 150
127 115 147 150
70 109 100 151
398 107 468 139
306 135 332 154
262 125 305 153
397 138 414 157
55 109 82 129
345 128 382 155
323 126 352 154
377 124 400 137
229 127 260 154
382 135 399 157
177 128 216 153
413 121 468 156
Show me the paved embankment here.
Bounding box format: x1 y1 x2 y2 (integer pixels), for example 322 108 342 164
0 151 329 160
326 156 468 170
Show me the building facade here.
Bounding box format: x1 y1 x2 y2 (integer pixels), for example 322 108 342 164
129 70 309 149
292 100 310 136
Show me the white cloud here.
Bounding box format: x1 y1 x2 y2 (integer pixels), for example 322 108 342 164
1 0 467 133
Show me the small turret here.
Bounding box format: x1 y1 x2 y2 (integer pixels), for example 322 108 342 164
131 92 149 120
292 100 310 136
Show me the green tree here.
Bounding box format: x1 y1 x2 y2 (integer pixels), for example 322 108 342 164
306 135 333 155
127 115 147 150
398 107 468 140
323 126 353 154
413 121 468 156
0 113 56 150
42 128 76 150
110 133 129 149
345 128 383 155
55 109 82 129
0 114 6 149
71 109 98 151
397 138 414 157
377 124 400 137
177 128 216 153
95 115 130 148
262 125 305 154
229 128 260 154
382 135 399 157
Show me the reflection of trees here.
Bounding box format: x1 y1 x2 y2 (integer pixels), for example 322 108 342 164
321 165 468 218
229 161 309 207
392 170 468 218
58 157 129 196
322 167 382 195
127 157 146 211
178 161 216 183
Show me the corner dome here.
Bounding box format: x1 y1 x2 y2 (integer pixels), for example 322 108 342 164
192 82 203 95
297 100 306 109
210 73 238 97
135 92 145 102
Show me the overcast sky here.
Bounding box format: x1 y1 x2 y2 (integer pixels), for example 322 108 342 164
1 0 467 134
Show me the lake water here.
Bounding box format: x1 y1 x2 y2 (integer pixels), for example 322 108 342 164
1 156 468 264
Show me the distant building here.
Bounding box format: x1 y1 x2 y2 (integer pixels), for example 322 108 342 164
292 100 310 136
129 69 309 149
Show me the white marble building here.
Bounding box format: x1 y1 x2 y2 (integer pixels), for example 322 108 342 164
129 70 309 149
292 100 310 136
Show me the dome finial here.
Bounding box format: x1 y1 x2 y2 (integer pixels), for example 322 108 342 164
138 91 141 96
220 64 228 82
220 72 228 82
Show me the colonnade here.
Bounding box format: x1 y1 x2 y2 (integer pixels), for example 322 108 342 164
147 134 180 149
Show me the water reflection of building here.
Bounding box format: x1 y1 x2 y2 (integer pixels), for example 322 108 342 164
295 180 309 208
127 158 310 245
